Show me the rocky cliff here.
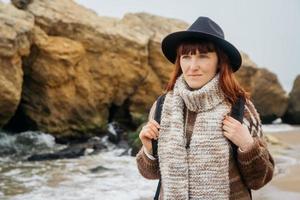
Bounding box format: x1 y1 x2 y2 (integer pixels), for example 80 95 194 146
0 0 297 138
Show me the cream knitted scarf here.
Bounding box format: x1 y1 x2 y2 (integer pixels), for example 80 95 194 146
158 73 232 200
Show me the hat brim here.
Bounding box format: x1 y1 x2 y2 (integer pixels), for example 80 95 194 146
161 31 242 72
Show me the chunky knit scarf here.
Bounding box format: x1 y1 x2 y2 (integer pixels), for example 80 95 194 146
158 73 232 200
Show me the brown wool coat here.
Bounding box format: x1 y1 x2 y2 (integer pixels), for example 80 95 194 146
136 99 275 200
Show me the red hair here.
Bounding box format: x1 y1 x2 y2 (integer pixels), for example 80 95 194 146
164 40 250 105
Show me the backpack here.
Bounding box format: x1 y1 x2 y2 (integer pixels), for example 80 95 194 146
151 93 252 200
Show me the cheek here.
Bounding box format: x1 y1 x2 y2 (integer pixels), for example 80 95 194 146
202 60 218 73
180 60 189 73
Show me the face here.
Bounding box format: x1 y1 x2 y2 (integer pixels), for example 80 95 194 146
180 50 218 90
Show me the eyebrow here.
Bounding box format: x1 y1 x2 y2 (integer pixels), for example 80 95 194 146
181 51 211 56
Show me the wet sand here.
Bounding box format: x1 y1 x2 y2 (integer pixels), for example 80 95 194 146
252 128 300 200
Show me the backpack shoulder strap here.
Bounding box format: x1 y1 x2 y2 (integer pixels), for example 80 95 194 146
152 93 166 159
151 94 166 200
230 96 252 199
230 96 246 123
229 96 246 152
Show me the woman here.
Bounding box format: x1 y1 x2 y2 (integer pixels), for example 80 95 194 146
136 16 274 200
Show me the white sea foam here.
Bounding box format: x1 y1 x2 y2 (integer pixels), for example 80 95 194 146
262 119 300 133
7 149 157 200
263 124 300 133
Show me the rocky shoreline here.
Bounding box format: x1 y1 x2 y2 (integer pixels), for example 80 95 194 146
0 126 299 200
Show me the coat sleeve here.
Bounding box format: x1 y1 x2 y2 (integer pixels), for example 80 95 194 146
237 99 275 190
136 100 161 179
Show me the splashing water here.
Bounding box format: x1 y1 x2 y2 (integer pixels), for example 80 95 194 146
0 130 157 200
0 131 58 160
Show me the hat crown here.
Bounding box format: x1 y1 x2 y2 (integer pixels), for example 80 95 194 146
161 16 241 72
187 17 224 39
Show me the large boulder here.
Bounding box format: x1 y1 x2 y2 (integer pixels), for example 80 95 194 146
236 53 288 123
18 26 106 136
5 0 186 137
282 75 300 124
25 0 187 114
0 2 34 127
26 0 188 114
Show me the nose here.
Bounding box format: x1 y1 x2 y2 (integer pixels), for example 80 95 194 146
190 57 200 70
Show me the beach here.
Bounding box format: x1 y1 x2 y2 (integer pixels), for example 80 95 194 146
252 127 300 200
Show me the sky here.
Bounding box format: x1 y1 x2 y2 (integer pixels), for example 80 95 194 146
3 0 300 92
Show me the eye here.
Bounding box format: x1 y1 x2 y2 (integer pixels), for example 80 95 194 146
199 54 208 58
181 55 190 59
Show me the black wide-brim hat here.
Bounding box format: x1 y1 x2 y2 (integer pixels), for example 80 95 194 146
161 16 242 72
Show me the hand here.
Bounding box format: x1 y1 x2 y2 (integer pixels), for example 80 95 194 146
222 115 254 151
139 119 160 154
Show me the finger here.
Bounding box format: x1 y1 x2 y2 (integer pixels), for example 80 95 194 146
226 115 241 124
145 129 157 140
146 123 159 136
146 127 158 139
149 119 160 129
222 130 232 139
149 127 159 138
222 124 232 132
222 118 235 127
